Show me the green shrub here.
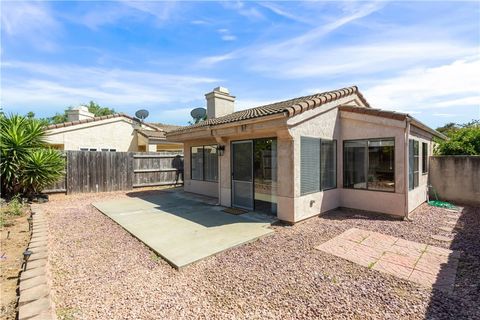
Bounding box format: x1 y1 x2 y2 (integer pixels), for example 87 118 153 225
434 126 480 155
6 196 23 216
0 114 65 197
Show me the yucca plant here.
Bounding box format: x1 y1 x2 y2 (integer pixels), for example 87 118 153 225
0 114 65 198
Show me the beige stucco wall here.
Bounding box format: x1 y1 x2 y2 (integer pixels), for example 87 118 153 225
407 125 434 212
429 156 480 205
46 117 152 152
287 105 341 222
339 112 407 217
285 96 407 222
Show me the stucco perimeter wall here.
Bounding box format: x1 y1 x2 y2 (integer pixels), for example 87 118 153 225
429 156 480 206
46 118 150 151
182 140 219 199
339 112 407 217
407 126 434 212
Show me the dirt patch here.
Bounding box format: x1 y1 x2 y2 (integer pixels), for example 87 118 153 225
0 206 30 320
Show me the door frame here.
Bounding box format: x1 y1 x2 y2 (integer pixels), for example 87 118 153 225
231 140 254 210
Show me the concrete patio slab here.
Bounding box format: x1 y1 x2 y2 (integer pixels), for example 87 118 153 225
93 190 274 269
316 228 460 292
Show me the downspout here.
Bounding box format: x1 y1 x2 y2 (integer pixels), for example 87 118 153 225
404 118 411 221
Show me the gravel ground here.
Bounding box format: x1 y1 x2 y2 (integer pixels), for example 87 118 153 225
43 190 480 320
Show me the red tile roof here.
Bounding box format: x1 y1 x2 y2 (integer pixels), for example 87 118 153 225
168 86 368 134
45 113 159 131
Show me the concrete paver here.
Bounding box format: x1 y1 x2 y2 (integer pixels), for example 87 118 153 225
438 226 455 233
29 251 48 261
19 284 49 304
25 259 47 271
20 266 46 281
431 234 453 242
20 275 48 292
93 191 274 269
18 297 50 320
316 228 459 292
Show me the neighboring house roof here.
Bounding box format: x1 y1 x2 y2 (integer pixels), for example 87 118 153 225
339 105 447 139
168 86 369 134
148 123 184 132
45 113 159 131
137 129 166 139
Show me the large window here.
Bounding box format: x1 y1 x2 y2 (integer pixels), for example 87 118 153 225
300 137 337 195
409 139 419 190
191 145 218 182
344 139 395 192
422 142 428 174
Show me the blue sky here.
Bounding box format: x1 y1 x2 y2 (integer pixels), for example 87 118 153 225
1 1 479 128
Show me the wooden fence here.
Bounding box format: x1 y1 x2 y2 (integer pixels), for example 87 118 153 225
44 151 184 194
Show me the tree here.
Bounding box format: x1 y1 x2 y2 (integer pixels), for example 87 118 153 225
434 120 480 155
436 122 458 135
0 114 65 198
188 114 207 125
85 101 115 117
46 101 116 124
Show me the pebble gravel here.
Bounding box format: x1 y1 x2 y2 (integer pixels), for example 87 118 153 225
43 191 480 320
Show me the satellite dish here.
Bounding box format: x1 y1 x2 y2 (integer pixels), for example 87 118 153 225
190 107 206 121
135 109 149 121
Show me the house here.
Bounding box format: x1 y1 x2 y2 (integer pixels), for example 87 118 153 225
166 86 446 224
45 106 183 152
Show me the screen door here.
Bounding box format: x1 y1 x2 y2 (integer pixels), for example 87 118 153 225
231 140 253 210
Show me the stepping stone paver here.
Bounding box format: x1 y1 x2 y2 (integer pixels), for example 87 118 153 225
20 275 48 292
438 226 454 233
431 234 453 242
29 251 48 261
18 297 51 320
316 228 460 292
28 243 48 253
31 235 48 242
446 215 459 220
20 267 46 281
25 259 47 271
19 284 49 304
373 259 413 280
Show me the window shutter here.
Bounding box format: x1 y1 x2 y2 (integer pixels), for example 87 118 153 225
300 137 320 195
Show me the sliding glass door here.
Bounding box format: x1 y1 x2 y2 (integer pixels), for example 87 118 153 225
231 138 278 215
253 138 277 215
232 141 254 210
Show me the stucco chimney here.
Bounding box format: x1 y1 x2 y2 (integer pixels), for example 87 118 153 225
67 106 95 122
205 87 235 119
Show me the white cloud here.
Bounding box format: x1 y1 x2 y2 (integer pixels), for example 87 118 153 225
197 1 384 68
258 2 314 25
217 28 237 41
0 1 60 51
364 57 480 111
221 35 237 41
1 61 220 119
222 1 264 20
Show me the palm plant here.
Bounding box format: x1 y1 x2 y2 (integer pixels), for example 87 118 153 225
0 114 65 197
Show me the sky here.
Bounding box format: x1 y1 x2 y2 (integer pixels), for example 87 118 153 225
1 1 479 128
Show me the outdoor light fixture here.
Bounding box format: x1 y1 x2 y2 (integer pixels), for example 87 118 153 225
23 250 32 270
27 216 33 231
217 145 225 156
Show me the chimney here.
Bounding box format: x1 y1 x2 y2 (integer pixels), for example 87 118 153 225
67 106 95 122
205 87 235 119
